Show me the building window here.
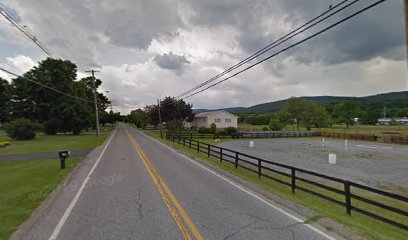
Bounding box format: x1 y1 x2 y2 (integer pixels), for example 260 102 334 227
225 118 231 123
214 118 221 123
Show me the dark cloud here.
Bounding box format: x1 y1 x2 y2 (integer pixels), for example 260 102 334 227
154 51 190 75
187 0 404 66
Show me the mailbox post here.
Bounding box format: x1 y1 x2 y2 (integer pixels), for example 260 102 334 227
58 150 70 169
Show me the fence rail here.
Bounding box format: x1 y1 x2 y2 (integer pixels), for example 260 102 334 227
167 134 408 230
166 131 320 139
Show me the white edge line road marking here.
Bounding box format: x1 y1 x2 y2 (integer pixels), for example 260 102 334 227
48 127 118 240
141 130 336 240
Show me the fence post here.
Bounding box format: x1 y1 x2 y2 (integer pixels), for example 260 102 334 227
183 138 185 146
189 139 192 149
197 141 200 153
191 133 193 139
235 152 239 168
214 133 216 139
344 181 352 215
291 168 296 193
202 133 204 139
258 159 261 179
220 148 223 163
178 136 181 144
207 144 210 157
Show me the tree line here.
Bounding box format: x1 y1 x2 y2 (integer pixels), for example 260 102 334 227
0 58 120 140
238 97 407 130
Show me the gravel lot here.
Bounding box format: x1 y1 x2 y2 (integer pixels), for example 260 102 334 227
217 138 408 194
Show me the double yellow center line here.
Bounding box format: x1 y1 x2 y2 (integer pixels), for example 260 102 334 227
126 128 204 240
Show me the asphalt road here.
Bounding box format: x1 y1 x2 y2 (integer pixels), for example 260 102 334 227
13 124 335 240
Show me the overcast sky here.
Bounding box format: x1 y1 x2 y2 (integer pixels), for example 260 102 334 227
0 0 407 114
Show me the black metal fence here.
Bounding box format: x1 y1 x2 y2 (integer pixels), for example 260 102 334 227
166 131 320 140
166 134 408 230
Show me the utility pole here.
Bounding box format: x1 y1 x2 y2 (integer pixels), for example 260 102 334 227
157 99 163 139
383 106 387 119
405 0 408 72
86 70 101 137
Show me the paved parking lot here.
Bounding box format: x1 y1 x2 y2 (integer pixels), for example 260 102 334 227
217 138 408 194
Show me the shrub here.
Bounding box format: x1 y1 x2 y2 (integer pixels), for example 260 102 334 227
269 118 283 131
209 123 217 134
198 127 207 133
262 127 269 131
4 118 42 140
225 127 237 135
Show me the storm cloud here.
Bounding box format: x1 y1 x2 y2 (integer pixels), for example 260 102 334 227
154 51 190 75
0 0 406 113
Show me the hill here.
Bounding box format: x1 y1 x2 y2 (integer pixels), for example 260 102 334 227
194 91 408 113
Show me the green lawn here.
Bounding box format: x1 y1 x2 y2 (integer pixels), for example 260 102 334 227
0 158 83 240
0 126 113 155
145 129 408 240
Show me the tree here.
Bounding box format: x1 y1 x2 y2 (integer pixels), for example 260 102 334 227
129 108 150 128
210 123 217 133
9 58 101 134
281 97 309 130
148 97 194 128
269 114 284 131
360 103 382 125
334 102 359 128
312 105 331 130
0 78 10 123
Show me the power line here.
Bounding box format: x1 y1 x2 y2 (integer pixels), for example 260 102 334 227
175 0 354 99
180 0 388 101
0 6 53 57
0 67 94 103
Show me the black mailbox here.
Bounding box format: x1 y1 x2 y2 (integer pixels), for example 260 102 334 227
58 150 70 169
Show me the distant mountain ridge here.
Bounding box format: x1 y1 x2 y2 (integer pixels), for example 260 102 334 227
193 91 408 113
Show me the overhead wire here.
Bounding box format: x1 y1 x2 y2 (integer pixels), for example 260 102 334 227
179 0 388 101
175 0 352 99
0 6 53 57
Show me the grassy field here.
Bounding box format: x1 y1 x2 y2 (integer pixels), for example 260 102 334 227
0 126 113 155
145 129 408 240
0 158 83 240
238 123 408 135
315 125 408 135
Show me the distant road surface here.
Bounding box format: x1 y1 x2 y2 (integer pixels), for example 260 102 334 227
13 123 334 240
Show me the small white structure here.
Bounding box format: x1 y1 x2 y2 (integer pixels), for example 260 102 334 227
191 110 238 129
377 118 392 125
377 117 408 125
328 153 337 165
249 141 254 148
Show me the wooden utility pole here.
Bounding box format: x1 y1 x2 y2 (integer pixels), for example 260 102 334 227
86 69 101 137
157 99 163 139
405 0 408 72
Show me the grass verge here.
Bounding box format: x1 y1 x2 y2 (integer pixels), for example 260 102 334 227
0 126 113 155
145 130 408 240
0 158 83 240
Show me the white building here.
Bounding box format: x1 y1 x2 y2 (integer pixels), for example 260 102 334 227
377 117 408 125
191 111 238 129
